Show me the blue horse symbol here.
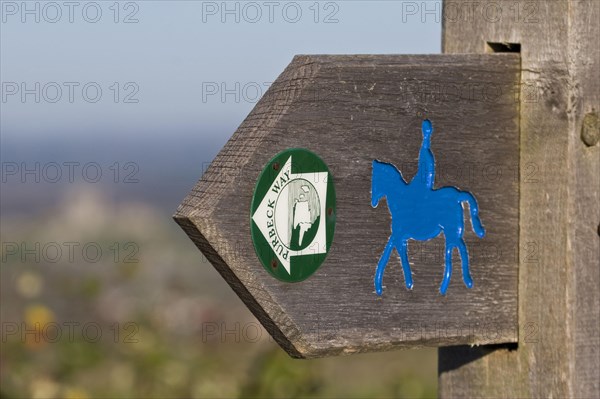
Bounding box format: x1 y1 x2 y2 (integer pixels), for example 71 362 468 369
371 119 486 295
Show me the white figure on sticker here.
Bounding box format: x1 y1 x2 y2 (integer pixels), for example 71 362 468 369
293 185 312 246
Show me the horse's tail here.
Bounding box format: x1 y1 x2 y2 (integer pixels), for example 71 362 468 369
458 192 485 238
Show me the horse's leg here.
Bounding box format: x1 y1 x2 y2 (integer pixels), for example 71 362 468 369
458 239 473 288
440 242 454 295
398 240 414 289
375 236 394 296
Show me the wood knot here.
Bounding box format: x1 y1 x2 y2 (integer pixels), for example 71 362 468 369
581 112 599 147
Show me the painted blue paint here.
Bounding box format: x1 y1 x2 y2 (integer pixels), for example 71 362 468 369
371 119 486 296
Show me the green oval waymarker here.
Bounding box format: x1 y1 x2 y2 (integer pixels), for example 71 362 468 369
250 148 336 282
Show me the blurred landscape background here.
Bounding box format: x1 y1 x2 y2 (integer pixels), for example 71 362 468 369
1 1 441 397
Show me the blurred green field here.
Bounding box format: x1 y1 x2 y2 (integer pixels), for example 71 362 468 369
1 187 437 398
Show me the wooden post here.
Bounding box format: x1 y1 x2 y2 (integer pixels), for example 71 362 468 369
439 0 600 397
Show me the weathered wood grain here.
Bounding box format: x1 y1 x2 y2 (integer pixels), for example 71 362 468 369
439 0 600 397
175 54 521 358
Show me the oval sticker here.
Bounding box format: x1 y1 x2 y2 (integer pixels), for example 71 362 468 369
250 148 336 282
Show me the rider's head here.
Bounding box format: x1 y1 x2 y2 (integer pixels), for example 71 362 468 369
422 119 433 140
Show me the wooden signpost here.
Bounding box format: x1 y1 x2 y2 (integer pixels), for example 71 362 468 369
439 1 599 398
176 53 520 358
176 0 598 397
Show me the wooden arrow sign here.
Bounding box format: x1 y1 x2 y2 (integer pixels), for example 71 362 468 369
175 54 520 358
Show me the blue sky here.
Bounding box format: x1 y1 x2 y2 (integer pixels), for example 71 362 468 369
1 1 441 141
